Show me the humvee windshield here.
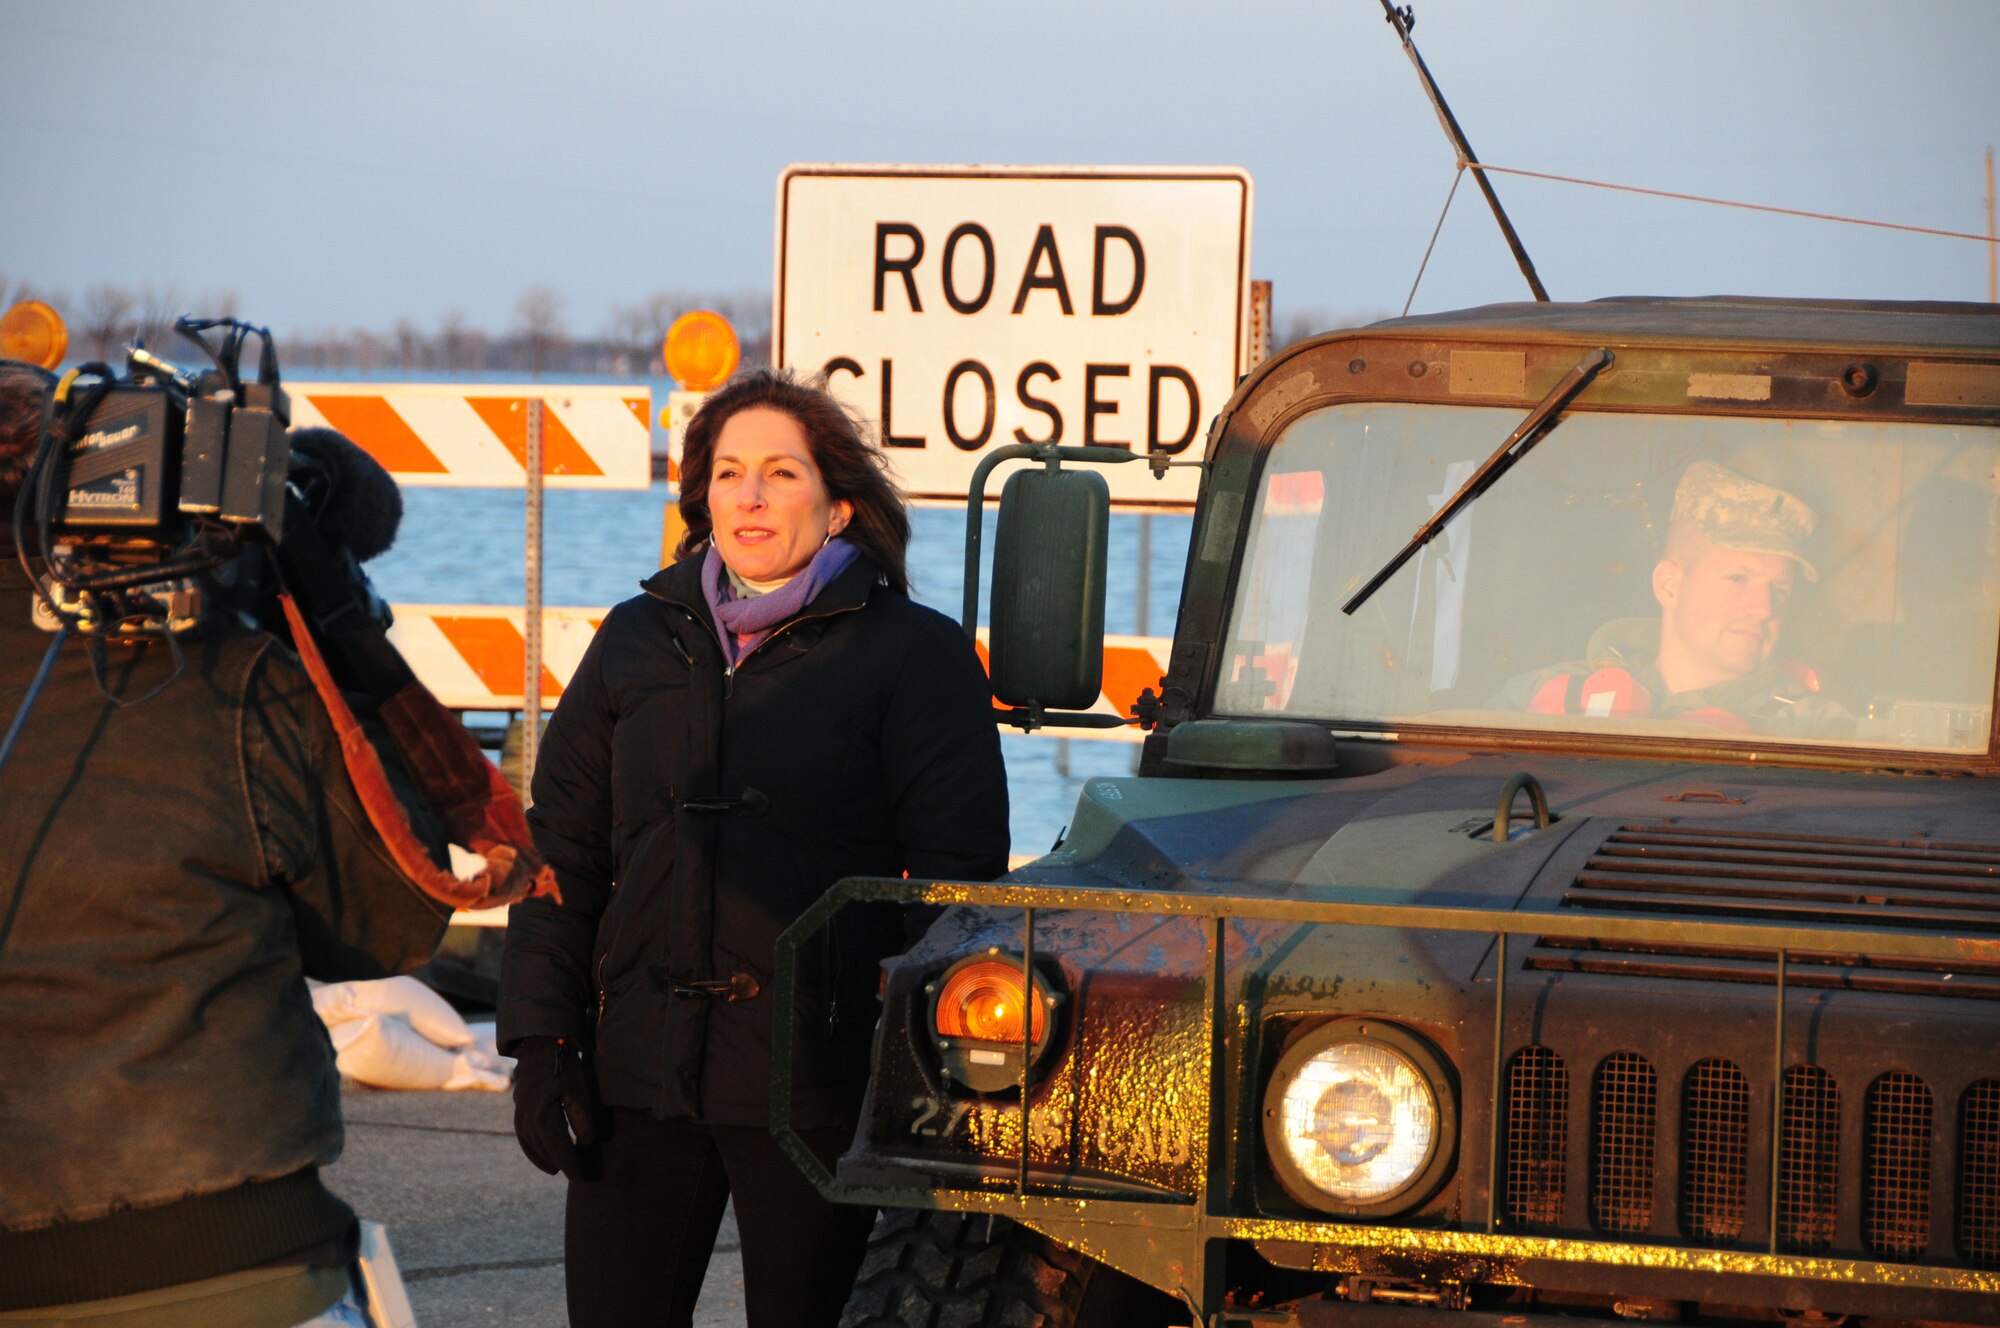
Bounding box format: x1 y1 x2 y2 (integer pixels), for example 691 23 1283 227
1217 403 2000 754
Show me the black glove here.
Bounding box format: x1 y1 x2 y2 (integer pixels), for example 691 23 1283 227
510 1036 603 1181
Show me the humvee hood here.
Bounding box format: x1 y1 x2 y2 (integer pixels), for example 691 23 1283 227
914 753 2000 982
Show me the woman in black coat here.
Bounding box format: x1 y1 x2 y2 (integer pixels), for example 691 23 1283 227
498 370 1010 1328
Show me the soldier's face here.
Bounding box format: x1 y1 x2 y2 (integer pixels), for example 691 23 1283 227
1656 545 1797 686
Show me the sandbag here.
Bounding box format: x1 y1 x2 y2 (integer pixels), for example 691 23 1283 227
310 976 512 1091
313 974 470 1048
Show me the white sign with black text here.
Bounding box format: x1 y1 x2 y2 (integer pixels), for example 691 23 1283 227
775 165 1253 505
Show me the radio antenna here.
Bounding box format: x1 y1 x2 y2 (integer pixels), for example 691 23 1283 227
1379 2 1550 302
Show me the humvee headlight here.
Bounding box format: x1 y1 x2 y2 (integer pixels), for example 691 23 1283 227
1279 1042 1432 1197
927 955 1059 1094
1263 1021 1457 1213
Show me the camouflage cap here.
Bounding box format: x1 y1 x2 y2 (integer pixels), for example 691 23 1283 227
1671 459 1818 581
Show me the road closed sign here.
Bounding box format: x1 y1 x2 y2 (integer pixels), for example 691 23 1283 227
775 165 1252 506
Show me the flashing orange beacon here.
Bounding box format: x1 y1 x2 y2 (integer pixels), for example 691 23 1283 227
662 310 740 392
0 300 68 371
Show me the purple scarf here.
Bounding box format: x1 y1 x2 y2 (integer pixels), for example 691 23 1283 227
700 537 861 666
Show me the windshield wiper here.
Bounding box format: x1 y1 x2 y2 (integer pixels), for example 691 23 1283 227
1341 346 1613 616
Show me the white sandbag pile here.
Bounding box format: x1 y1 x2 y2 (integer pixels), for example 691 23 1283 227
310 975 512 1091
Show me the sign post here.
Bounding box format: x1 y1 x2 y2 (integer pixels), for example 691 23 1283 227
771 164 1253 507
522 399 544 798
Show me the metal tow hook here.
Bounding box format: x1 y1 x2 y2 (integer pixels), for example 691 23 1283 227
1493 771 1552 841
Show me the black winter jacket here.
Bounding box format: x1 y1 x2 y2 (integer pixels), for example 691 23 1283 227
497 554 1009 1127
0 545 452 1311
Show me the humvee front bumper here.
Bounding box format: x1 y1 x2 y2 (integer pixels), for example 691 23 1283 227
772 876 2000 1324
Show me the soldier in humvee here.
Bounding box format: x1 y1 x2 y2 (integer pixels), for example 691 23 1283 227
1503 459 1851 736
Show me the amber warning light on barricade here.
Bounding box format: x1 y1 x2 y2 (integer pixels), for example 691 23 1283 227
662 310 740 392
0 300 68 370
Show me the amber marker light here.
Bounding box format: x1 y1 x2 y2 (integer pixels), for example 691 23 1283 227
662 310 740 392
0 300 68 370
927 953 1062 1095
936 958 1048 1045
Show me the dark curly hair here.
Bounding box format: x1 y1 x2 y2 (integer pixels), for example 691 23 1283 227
0 367 51 507
674 368 911 595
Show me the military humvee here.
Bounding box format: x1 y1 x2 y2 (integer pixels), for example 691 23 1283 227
775 297 2000 1327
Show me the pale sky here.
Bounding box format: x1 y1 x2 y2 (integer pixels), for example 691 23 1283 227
4 0 1996 343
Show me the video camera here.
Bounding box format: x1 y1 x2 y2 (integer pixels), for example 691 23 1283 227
11 316 413 717
15 317 294 636
15 318 393 663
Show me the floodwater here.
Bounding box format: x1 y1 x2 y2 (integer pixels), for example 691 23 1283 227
369 484 1192 858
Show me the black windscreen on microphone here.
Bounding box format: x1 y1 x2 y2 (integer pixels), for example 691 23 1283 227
287 426 403 562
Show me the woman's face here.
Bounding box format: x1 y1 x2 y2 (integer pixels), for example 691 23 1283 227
707 407 853 583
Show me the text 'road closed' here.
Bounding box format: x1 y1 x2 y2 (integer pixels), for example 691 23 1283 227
777 166 1252 502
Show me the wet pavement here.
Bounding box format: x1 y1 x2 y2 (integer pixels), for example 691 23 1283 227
329 1082 747 1328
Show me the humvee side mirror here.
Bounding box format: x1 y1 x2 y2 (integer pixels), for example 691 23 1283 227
963 444 1136 731
991 466 1109 711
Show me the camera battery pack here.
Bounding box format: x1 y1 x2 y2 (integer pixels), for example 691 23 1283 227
221 381 291 540
178 374 232 515
60 385 178 532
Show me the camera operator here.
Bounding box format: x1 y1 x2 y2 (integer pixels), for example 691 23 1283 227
0 362 494 1327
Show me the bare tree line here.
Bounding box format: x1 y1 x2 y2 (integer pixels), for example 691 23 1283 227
2 276 243 365
2 276 772 379
8 273 1355 375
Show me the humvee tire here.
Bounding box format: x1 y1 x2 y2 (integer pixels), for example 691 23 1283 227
838 1208 1182 1328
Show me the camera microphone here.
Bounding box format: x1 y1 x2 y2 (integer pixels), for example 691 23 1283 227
272 426 409 706
286 427 402 562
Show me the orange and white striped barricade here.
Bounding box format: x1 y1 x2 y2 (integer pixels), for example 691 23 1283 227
289 383 652 489
387 604 606 711
391 606 1172 739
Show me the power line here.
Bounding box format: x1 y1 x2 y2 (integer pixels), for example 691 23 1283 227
1469 162 1995 246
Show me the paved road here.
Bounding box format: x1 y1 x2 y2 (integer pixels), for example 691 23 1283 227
328 1084 747 1328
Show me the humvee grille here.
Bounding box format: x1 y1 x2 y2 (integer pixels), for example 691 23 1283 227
1504 1045 1568 1226
1591 1052 1658 1234
1529 822 2000 999
1960 1080 2000 1268
1777 1065 1842 1252
1681 1059 1751 1244
1864 1072 1934 1259
1495 1055 2000 1267
1481 819 1991 1263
